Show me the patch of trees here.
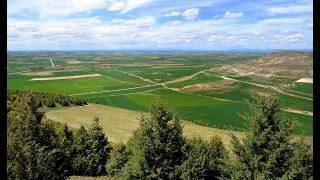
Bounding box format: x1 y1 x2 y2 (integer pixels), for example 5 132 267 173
7 90 90 108
30 66 45 71
7 92 110 179
7 91 313 179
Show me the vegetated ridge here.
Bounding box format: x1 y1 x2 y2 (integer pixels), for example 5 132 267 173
214 51 313 78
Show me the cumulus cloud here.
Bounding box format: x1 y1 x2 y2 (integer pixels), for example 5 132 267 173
279 30 301 34
124 16 156 28
213 11 244 19
258 17 308 24
267 4 313 14
181 8 199 20
164 11 181 17
275 33 303 43
108 1 125 11
165 21 183 26
120 0 156 14
17 0 108 18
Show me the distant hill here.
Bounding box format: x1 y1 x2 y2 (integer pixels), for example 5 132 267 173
213 51 313 78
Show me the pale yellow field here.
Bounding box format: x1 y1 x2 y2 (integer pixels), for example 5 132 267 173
45 104 312 150
45 104 244 149
67 60 83 64
295 78 313 83
30 74 101 81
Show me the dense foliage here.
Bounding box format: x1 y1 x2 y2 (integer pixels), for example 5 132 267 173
7 91 110 179
224 94 313 179
8 90 90 108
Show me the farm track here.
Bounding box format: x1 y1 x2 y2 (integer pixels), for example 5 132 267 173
70 84 160 96
71 69 312 116
7 70 31 75
117 70 156 84
203 72 313 101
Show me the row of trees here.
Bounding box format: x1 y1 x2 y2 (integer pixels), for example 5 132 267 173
30 66 45 72
7 91 313 179
7 90 89 109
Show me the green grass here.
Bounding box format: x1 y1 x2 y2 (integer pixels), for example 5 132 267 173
290 83 313 94
117 66 207 83
167 73 223 88
75 84 162 99
82 88 312 136
8 75 138 95
7 52 312 136
52 71 93 76
86 68 152 85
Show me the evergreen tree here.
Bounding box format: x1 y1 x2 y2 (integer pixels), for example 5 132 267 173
46 99 56 108
86 117 110 176
226 94 313 180
7 94 68 180
178 136 228 180
71 119 110 176
106 142 131 176
119 98 186 179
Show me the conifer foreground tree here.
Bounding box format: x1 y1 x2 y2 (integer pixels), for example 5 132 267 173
71 118 110 176
226 94 313 180
7 93 68 180
117 98 186 179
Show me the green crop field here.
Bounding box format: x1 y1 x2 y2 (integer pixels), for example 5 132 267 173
7 51 313 136
291 83 313 95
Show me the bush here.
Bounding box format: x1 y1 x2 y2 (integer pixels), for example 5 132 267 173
46 100 56 108
61 100 69 106
178 136 228 179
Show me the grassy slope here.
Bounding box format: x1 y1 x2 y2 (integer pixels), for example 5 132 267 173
45 104 245 149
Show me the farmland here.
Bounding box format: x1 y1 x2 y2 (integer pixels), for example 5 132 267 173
7 51 313 136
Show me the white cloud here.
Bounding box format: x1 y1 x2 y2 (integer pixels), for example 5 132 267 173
124 16 156 28
111 19 126 23
8 0 109 18
108 1 125 11
185 39 190 43
259 17 308 24
181 8 199 21
213 11 244 19
120 0 156 14
165 21 183 26
164 11 181 17
275 33 303 43
280 30 300 34
307 23 313 30
267 4 313 14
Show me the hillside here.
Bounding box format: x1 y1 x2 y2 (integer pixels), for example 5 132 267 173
213 51 313 78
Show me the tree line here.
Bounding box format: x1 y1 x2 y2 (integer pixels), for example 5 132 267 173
7 91 313 179
7 90 90 108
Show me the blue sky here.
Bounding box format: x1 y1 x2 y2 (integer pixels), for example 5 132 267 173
7 0 313 50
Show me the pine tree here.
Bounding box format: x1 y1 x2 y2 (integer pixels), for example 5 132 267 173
178 136 228 180
106 142 131 176
119 98 186 179
226 94 313 179
7 93 68 180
